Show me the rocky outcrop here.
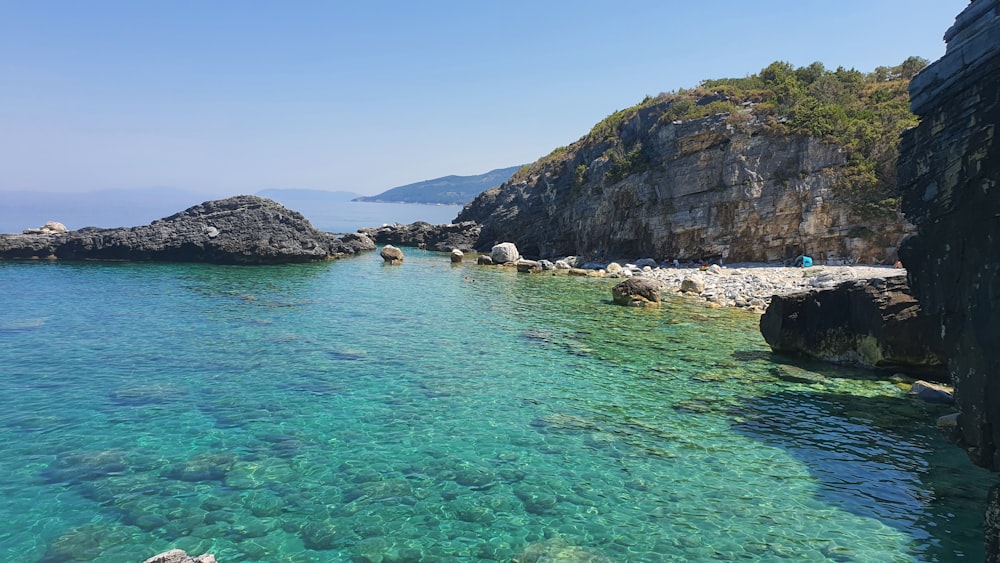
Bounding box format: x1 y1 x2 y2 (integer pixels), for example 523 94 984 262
457 108 911 264
611 277 662 307
760 277 947 379
358 221 480 252
0 196 375 264
897 0 1000 472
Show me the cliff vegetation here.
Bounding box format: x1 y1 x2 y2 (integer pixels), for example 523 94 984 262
461 58 925 263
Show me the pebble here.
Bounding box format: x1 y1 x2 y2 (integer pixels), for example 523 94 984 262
635 263 906 311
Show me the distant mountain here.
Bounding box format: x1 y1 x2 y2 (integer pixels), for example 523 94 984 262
354 166 520 205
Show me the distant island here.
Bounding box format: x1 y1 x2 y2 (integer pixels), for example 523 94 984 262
353 166 520 205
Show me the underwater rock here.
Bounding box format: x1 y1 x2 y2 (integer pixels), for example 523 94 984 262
514 537 614 563
143 549 217 563
161 452 237 483
43 449 130 484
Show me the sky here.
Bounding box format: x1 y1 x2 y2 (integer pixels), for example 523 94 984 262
0 0 971 198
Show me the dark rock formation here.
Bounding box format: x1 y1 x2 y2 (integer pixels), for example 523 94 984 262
898 0 1000 473
897 5 1000 554
611 277 662 307
457 108 911 263
358 221 480 252
380 244 404 265
0 195 375 264
760 277 947 379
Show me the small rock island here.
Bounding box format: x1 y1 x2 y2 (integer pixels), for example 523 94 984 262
0 195 375 264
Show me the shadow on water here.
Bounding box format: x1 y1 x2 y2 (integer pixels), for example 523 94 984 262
729 351 994 561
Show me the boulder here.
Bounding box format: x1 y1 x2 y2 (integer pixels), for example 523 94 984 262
910 380 955 404
606 262 623 274
611 277 662 307
759 277 947 378
680 274 706 293
516 259 541 273
23 221 68 235
380 245 404 265
554 259 572 269
477 255 494 265
450 248 464 263
0 196 372 264
490 242 520 264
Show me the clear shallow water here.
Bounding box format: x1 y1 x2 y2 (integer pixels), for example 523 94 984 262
0 254 991 562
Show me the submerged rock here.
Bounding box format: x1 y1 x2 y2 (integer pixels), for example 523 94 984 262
0 196 376 264
143 549 217 563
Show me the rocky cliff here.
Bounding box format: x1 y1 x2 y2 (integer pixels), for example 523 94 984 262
898 0 1000 471
0 195 376 264
458 81 914 264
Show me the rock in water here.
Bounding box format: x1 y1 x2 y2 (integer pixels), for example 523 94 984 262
759 277 946 377
611 277 662 307
380 244 404 264
450 248 464 263
0 196 375 264
490 242 520 264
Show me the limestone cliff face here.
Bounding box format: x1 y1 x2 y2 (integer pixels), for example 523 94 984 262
458 106 911 263
898 0 1000 472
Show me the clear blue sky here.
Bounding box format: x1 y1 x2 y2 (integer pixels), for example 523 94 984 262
0 0 970 197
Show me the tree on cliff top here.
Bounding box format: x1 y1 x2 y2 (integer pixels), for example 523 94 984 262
515 58 927 220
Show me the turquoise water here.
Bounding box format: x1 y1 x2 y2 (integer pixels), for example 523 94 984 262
0 253 991 562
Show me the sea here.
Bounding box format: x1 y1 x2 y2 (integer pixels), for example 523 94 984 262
0 203 994 562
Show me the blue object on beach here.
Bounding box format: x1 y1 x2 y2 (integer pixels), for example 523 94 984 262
802 256 813 267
